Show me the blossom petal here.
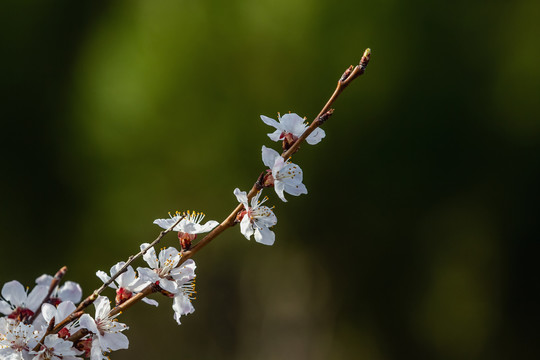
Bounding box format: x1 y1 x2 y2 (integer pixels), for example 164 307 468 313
254 227 275 246
153 216 182 231
141 243 159 269
35 274 53 287
26 285 48 311
101 331 129 352
306 127 326 145
274 181 287 202
284 182 308 197
56 301 76 323
262 145 279 168
41 303 56 324
58 281 83 303
158 247 181 270
141 298 159 307
260 115 281 130
240 215 253 240
280 113 306 136
267 130 283 142
0 300 12 315
158 279 178 294
136 267 159 283
116 266 137 289
172 294 195 325
233 188 248 208
96 271 116 289
1 280 26 306
79 313 99 334
93 296 111 321
195 220 219 233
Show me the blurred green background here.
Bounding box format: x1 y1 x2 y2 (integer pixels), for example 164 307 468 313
1 0 539 359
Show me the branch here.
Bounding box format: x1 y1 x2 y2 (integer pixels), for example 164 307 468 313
178 48 372 265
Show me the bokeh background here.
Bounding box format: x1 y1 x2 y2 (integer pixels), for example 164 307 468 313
1 0 539 359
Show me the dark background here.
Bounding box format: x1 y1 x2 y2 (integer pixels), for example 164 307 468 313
1 0 539 359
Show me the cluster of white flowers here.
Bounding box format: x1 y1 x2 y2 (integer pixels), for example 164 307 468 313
232 113 323 245
0 112 323 359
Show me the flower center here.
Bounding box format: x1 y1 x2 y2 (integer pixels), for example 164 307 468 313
8 307 34 323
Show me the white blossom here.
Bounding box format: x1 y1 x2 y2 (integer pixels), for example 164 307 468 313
35 275 82 305
96 263 156 307
79 296 128 359
261 113 325 145
40 301 79 338
0 281 48 322
261 145 307 202
234 188 277 246
153 211 218 235
30 334 82 360
0 317 40 359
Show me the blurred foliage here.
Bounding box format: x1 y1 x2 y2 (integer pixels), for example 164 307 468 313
1 0 539 359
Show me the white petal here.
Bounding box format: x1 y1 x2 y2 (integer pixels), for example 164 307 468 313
1 280 26 306
172 294 195 325
306 127 326 145
252 206 278 227
136 268 158 283
116 266 137 288
96 271 116 289
100 331 129 352
233 188 248 207
140 243 159 269
141 298 159 307
260 115 281 130
239 215 253 240
195 220 219 234
93 296 111 321
79 314 99 334
267 130 283 142
280 113 306 136
35 274 53 287
56 301 76 323
57 281 82 303
284 182 308 196
90 335 103 360
158 279 178 294
153 216 182 231
274 181 287 202
254 227 275 246
158 247 181 269
26 285 48 311
0 300 12 315
261 145 279 168
41 303 56 324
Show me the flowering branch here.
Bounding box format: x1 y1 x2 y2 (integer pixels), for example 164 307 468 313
178 48 372 265
72 215 185 315
0 49 372 360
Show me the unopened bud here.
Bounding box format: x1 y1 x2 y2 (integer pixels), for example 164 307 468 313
340 65 354 82
359 48 371 70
